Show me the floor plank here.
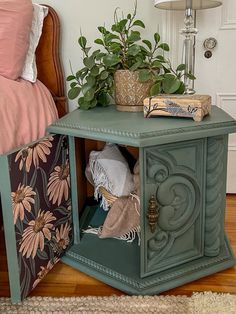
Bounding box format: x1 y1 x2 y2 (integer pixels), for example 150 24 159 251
0 195 235 297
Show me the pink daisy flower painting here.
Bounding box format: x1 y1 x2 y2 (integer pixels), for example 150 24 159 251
32 258 59 289
19 210 56 258
11 184 36 224
47 162 70 206
15 136 54 172
54 222 71 253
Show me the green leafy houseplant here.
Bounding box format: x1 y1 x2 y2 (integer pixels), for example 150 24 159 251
67 1 195 109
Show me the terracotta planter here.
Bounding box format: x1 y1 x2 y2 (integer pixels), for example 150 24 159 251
114 70 152 112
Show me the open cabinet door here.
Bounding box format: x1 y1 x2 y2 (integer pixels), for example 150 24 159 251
0 134 72 303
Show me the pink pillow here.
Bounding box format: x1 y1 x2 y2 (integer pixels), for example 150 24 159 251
0 0 33 80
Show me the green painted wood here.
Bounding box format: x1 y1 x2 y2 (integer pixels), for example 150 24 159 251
47 104 236 296
141 139 206 277
68 136 80 244
62 206 236 294
47 106 236 147
205 135 228 256
139 147 146 285
0 155 21 303
62 237 236 295
67 205 140 278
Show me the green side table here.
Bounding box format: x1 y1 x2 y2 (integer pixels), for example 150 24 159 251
47 105 236 295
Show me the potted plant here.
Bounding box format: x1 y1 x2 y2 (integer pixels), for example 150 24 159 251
67 1 195 112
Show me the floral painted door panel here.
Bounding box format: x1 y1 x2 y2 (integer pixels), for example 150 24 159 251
0 134 72 302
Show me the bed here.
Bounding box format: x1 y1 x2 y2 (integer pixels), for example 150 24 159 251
36 6 67 118
0 4 67 154
0 4 72 303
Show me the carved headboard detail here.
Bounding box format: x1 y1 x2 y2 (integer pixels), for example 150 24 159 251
36 5 68 117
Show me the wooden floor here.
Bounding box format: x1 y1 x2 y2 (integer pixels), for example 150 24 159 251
0 195 236 298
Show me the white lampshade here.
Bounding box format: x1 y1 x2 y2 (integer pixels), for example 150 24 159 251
154 0 222 10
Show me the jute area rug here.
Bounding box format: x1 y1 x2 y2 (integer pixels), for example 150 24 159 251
0 292 236 314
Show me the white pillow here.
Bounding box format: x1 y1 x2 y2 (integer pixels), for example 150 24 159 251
21 4 48 83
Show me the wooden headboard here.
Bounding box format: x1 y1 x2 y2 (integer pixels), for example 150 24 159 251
36 5 68 117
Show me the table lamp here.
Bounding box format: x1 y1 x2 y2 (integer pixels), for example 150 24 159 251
154 0 222 94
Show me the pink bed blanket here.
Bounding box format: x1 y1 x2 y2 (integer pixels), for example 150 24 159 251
0 75 58 154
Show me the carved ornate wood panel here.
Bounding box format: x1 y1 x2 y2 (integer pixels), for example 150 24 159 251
141 139 206 277
205 135 228 256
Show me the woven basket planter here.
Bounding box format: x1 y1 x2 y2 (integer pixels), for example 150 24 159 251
114 70 152 112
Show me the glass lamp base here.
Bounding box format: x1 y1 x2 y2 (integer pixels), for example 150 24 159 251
181 8 197 96
184 87 196 95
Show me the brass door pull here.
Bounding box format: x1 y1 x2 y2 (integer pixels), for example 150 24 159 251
147 195 159 233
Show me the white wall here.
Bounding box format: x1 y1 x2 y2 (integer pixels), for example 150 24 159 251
33 0 166 111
